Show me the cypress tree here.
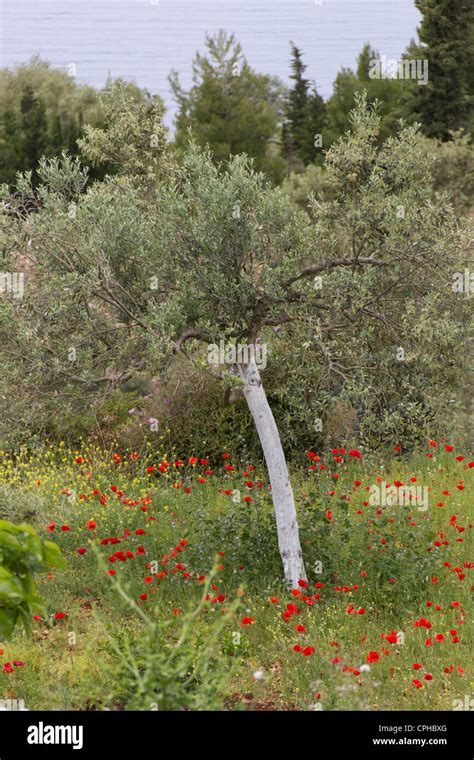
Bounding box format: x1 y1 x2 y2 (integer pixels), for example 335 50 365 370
285 43 309 161
405 0 474 139
284 44 326 166
300 86 327 165
19 85 49 177
0 109 21 185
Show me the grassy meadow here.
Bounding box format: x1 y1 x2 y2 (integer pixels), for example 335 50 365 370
0 440 471 711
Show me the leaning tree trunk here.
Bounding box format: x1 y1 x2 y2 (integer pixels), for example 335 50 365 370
239 358 307 586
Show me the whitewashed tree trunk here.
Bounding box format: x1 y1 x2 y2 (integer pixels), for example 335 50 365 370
239 358 307 586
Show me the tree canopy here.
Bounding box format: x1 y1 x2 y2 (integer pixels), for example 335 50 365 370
403 0 474 140
0 92 469 452
170 30 286 181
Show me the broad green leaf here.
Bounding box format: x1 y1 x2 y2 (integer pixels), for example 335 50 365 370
0 531 24 552
0 567 24 605
43 540 66 569
0 520 21 535
0 608 18 640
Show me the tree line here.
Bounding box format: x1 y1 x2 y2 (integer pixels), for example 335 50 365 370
1 0 472 187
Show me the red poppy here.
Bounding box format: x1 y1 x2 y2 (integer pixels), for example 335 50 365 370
366 651 380 663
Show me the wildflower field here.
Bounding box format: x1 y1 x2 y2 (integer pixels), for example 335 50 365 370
0 440 471 712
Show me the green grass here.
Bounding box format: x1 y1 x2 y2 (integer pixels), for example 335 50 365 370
0 440 471 711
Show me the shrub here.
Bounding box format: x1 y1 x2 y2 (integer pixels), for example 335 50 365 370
0 519 65 638
101 567 239 710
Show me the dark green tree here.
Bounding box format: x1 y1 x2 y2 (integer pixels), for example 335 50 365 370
0 109 21 185
283 44 309 162
283 44 326 166
170 31 286 180
324 67 359 145
403 0 474 139
0 58 147 186
300 85 327 165
18 86 49 177
48 113 64 154
325 45 403 146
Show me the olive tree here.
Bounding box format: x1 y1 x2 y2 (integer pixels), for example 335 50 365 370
0 94 469 585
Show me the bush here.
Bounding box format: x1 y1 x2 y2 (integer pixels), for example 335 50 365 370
101 566 239 710
418 130 474 215
0 519 65 638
